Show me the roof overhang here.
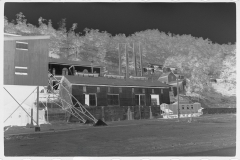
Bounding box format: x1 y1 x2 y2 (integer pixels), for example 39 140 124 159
4 35 50 41
48 58 102 68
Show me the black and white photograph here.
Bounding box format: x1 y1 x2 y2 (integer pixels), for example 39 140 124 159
2 1 237 158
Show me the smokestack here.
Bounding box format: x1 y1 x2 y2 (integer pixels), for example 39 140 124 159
139 42 143 76
125 44 129 79
133 42 137 76
118 43 122 76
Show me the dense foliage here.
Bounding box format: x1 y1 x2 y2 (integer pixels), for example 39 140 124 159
4 13 236 98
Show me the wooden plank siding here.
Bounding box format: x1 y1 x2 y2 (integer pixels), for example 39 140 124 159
4 38 49 86
4 41 16 85
14 40 30 85
71 85 170 107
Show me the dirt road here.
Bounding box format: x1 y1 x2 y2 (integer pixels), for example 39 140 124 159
4 114 236 156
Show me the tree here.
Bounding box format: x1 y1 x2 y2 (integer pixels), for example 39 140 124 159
220 49 236 90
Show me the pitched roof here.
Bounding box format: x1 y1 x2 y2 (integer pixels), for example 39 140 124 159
64 75 170 88
159 72 175 78
49 58 103 67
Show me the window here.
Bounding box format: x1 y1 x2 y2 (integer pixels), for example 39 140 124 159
150 94 160 105
187 107 189 109
191 106 193 109
182 107 184 109
135 94 146 106
52 80 59 90
62 68 68 75
108 87 111 93
142 89 145 94
53 68 56 75
119 87 122 93
89 94 97 106
16 41 28 50
97 87 100 93
161 89 163 94
84 93 97 106
83 86 86 92
132 88 134 93
107 94 119 105
152 89 154 93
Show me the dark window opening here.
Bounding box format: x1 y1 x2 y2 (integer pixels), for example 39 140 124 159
52 80 59 90
89 94 96 106
84 93 97 106
152 89 154 93
135 94 145 106
107 94 119 105
83 86 86 92
16 42 28 50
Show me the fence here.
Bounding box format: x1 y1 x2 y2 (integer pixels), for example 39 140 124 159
202 108 236 114
44 105 163 122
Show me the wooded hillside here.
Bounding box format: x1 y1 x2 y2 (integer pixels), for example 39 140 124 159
4 13 236 106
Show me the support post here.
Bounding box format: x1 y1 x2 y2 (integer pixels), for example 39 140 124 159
35 86 40 131
139 106 141 120
149 106 153 119
101 106 105 122
37 86 39 126
46 96 49 122
31 108 33 125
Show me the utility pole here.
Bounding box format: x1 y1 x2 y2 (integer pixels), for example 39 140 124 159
125 44 129 79
118 43 122 76
177 76 180 120
139 42 143 76
133 42 137 76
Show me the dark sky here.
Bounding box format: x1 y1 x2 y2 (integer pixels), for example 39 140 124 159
4 2 236 44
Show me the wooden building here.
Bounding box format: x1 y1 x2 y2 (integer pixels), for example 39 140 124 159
48 58 103 76
158 72 186 97
62 75 171 107
158 72 177 84
4 34 50 86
